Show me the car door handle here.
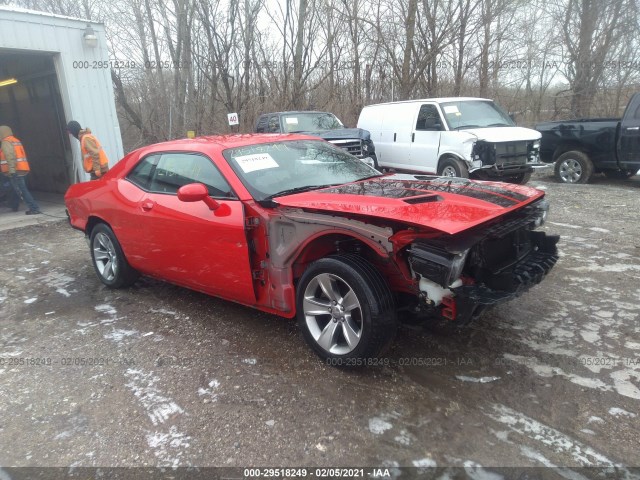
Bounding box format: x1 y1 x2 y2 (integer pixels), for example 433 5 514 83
141 200 155 211
627 126 640 131
393 133 397 142
412 132 415 142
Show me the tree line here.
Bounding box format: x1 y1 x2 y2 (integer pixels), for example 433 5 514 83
7 0 640 152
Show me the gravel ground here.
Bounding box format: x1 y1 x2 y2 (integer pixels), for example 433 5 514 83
0 170 639 477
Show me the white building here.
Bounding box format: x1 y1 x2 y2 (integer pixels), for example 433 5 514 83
0 6 123 192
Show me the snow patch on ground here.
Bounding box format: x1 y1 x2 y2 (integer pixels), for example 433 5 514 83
104 329 139 343
549 222 582 229
518 446 591 480
95 304 117 315
625 341 640 350
487 404 622 467
608 407 637 418
502 354 640 400
394 430 412 446
609 370 640 400
568 262 640 274
197 379 220 401
146 425 191 467
23 297 37 304
38 271 75 293
124 368 184 425
369 417 393 435
150 308 178 317
456 376 501 383
462 461 504 480
412 457 437 468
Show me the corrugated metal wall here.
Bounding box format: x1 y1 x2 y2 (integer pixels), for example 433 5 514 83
0 7 124 186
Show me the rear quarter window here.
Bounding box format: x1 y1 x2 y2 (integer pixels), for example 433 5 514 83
126 155 159 190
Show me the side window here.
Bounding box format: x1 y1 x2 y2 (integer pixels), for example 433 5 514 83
268 115 280 133
127 154 159 190
416 104 443 131
150 153 235 198
256 115 268 133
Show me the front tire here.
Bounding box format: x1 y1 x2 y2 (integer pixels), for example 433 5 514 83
438 157 469 178
296 255 397 364
90 223 139 288
554 151 593 184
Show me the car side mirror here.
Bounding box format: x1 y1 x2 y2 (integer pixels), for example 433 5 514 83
177 183 220 210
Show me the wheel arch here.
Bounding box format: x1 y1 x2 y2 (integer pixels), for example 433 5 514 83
552 142 592 162
437 152 468 171
85 215 111 237
290 232 389 284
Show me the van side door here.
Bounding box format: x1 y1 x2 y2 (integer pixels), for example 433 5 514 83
408 103 443 173
376 103 414 170
618 93 640 168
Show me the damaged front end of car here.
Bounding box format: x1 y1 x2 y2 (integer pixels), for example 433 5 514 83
406 199 559 324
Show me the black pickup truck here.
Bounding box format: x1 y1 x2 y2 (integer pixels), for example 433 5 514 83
536 93 640 183
255 111 377 168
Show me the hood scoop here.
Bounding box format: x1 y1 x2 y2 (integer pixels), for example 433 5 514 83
402 194 442 204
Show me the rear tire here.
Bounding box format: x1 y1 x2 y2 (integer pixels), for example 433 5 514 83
89 223 139 288
438 157 469 178
554 151 593 184
296 255 397 364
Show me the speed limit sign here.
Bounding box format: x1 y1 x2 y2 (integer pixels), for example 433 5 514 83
227 112 239 126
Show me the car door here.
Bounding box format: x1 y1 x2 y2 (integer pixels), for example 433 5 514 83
409 103 442 173
123 151 255 304
618 93 640 166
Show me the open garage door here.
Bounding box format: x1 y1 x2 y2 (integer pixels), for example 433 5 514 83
0 50 71 194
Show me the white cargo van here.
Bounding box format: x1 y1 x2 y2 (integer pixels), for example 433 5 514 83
357 97 544 184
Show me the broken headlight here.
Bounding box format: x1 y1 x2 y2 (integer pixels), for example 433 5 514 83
408 244 470 288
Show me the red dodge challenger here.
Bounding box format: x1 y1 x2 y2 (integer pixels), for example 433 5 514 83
65 134 559 363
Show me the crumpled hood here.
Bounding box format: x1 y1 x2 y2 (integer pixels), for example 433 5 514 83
459 126 541 143
274 174 544 235
300 127 370 141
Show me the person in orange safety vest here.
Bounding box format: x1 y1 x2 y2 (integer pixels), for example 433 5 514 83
66 120 110 180
0 125 41 215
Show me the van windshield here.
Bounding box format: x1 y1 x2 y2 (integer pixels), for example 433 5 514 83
440 100 515 130
281 113 344 133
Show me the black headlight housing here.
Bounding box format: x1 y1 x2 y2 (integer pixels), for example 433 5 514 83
408 243 469 288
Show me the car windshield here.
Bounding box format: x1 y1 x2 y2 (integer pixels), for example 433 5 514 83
223 140 380 201
281 113 344 133
440 100 514 130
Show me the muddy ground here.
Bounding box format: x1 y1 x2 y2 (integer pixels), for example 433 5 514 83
0 170 639 476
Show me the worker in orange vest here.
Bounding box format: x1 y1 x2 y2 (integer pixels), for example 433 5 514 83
66 121 110 180
0 125 41 215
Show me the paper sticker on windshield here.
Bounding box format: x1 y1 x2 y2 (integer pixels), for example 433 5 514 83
235 153 279 173
285 117 299 124
443 105 460 114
